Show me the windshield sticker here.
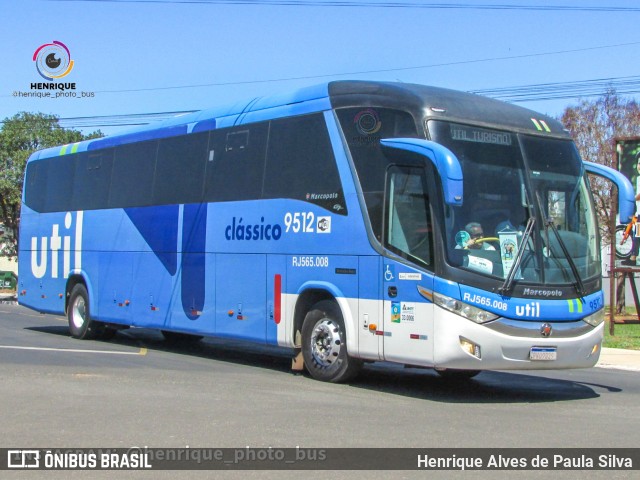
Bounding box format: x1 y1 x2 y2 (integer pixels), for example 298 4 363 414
498 228 521 280
467 255 493 275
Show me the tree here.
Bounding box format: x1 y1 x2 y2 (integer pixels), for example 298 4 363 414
561 89 640 245
0 112 102 258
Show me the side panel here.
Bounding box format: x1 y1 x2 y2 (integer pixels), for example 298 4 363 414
358 256 382 360
215 254 267 342
382 259 435 366
266 256 287 345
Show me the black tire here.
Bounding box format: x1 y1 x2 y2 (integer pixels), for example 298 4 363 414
67 284 99 339
301 300 362 383
436 369 481 380
615 224 633 260
161 330 203 344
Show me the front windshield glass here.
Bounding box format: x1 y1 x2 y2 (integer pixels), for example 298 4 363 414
428 121 600 286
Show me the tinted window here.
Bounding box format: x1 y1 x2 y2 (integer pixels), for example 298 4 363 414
154 132 208 205
109 140 157 208
204 122 268 202
45 154 76 212
264 114 346 214
72 150 113 210
385 165 433 269
336 107 419 239
24 160 48 211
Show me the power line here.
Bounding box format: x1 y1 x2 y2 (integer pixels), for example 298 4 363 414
471 75 640 102
86 41 640 94
45 0 640 13
3 75 639 130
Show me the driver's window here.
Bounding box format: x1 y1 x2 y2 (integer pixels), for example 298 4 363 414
384 166 433 269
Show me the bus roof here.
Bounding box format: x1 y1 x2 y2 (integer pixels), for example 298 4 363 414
32 80 568 161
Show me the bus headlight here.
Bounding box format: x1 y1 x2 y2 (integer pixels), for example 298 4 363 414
433 292 499 324
583 309 604 327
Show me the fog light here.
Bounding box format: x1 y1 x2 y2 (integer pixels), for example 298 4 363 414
460 336 481 359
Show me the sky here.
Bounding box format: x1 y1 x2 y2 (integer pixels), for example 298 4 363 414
1 0 639 137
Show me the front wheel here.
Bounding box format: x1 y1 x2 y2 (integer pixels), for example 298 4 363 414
301 300 362 383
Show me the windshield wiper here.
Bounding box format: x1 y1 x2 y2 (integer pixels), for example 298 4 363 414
498 215 535 295
536 193 586 297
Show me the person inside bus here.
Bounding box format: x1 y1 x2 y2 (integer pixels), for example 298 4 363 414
459 222 496 250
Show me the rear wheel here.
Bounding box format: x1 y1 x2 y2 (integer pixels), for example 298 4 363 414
68 284 117 340
68 284 98 339
301 300 361 383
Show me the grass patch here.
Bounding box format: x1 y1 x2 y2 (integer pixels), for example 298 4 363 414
604 318 640 350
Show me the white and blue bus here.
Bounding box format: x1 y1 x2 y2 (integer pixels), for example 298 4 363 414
18 81 634 382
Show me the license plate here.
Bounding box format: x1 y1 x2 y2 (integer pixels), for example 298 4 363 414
530 347 557 361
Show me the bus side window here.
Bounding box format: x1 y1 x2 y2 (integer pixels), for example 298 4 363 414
73 150 113 211
204 122 268 203
263 114 346 213
109 140 158 208
153 132 208 205
45 154 76 213
384 166 433 269
24 160 48 212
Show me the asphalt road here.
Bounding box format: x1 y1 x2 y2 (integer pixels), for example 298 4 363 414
1 303 638 480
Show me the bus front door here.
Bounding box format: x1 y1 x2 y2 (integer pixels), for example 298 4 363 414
382 259 435 367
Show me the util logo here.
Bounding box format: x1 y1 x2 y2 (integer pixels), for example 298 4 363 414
515 301 541 317
31 212 83 279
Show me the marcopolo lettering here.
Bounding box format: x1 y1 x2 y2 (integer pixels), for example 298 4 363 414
225 216 282 241
31 211 83 279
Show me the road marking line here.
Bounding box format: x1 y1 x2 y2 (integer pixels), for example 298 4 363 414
0 345 147 356
596 364 640 372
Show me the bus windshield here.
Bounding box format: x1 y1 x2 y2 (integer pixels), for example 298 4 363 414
428 120 600 288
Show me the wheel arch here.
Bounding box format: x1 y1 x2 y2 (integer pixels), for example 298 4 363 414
65 271 93 315
293 282 358 356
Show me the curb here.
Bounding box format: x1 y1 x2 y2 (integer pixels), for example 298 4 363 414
596 347 640 371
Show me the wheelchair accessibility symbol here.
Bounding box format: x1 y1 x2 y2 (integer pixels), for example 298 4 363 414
384 265 395 282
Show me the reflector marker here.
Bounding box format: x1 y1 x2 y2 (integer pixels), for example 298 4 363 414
274 274 282 325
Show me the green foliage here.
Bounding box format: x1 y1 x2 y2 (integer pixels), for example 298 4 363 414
604 320 640 351
0 112 102 257
561 90 640 244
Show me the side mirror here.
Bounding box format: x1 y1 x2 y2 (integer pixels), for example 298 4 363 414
583 161 635 223
380 138 463 206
